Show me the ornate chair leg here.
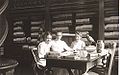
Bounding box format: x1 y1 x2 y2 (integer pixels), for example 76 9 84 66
32 62 38 75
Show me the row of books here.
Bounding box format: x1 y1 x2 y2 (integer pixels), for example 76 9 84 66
52 27 69 32
105 24 119 31
52 18 90 26
13 21 26 44
13 26 23 31
22 45 36 50
31 32 40 38
53 14 72 19
76 18 90 25
30 21 43 45
31 21 43 25
104 16 119 23
13 21 23 26
13 32 25 37
31 27 43 32
13 37 26 43
30 39 39 44
13 37 40 44
53 12 96 19
104 32 119 38
76 25 92 31
52 20 72 26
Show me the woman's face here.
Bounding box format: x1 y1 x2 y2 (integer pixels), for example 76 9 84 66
56 32 62 40
45 35 52 43
75 34 81 41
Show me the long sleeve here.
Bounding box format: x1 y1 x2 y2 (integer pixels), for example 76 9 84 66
37 42 51 67
81 41 86 49
38 43 45 58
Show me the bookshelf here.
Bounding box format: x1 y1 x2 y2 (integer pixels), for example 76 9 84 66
28 16 44 49
13 20 26 44
104 0 119 66
104 0 119 47
4 0 119 67
49 0 99 45
52 14 72 33
7 0 119 48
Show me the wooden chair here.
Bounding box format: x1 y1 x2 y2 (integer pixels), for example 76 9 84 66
87 42 117 75
31 47 40 75
31 48 53 75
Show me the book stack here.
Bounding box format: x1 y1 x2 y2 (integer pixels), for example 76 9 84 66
13 21 26 43
104 16 119 44
104 0 119 62
75 18 92 32
104 32 119 38
76 24 93 31
52 14 72 33
46 51 60 59
30 20 43 45
105 24 119 31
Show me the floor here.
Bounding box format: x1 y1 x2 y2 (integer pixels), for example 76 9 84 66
14 65 34 75
14 61 118 75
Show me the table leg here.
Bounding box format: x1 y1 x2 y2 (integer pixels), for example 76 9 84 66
78 69 82 75
81 61 96 75
67 69 74 75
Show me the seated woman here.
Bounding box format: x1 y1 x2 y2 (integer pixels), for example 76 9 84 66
71 31 86 51
51 31 72 53
70 31 88 75
37 31 53 75
51 31 73 75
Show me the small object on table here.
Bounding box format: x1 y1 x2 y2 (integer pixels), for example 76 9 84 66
61 55 80 60
46 51 60 56
46 55 60 59
85 45 96 53
46 51 61 59
96 40 104 53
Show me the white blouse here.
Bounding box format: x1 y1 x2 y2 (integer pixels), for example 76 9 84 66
38 41 52 66
71 40 86 50
51 40 72 53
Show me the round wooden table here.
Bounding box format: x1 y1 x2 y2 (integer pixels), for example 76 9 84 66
0 58 18 75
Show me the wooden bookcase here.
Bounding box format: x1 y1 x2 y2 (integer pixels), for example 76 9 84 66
104 0 119 48
4 0 118 67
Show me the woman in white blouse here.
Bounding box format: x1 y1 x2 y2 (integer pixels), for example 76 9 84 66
71 31 87 75
51 31 72 53
37 32 53 75
71 31 86 51
51 31 72 75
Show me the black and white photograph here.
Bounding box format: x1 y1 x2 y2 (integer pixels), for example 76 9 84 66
0 0 119 75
